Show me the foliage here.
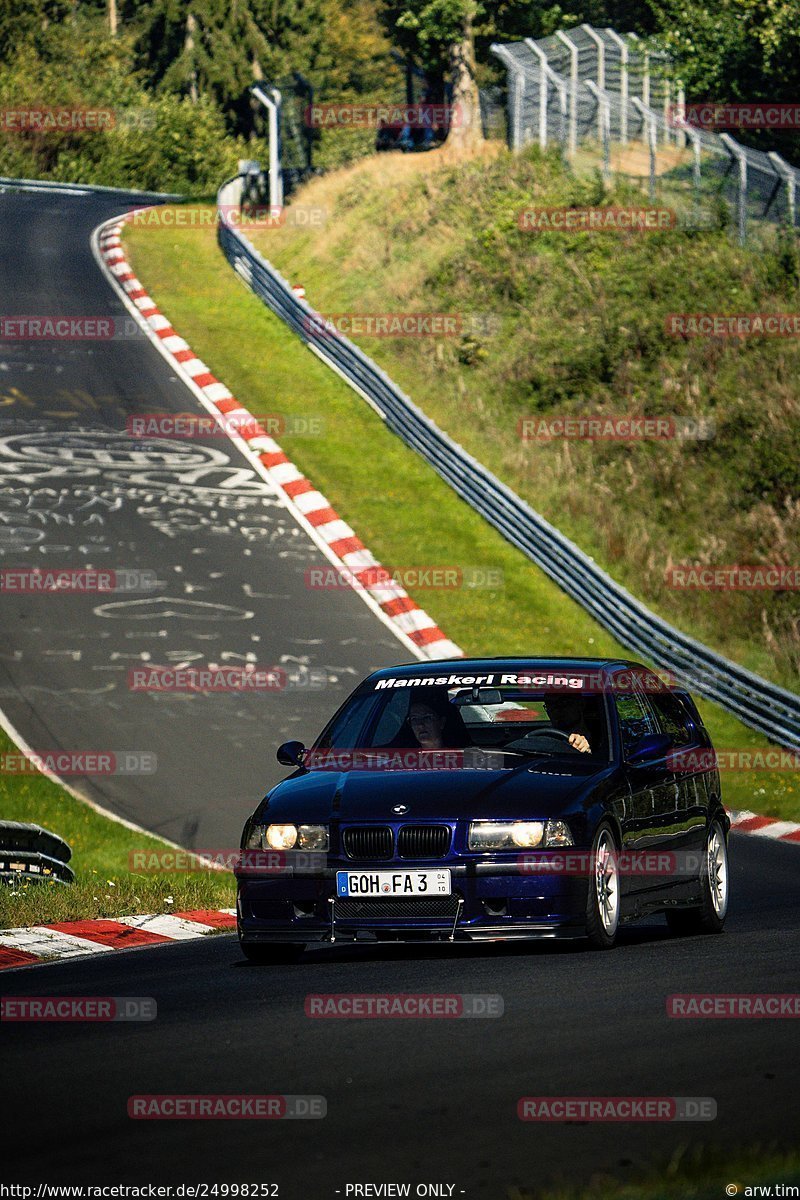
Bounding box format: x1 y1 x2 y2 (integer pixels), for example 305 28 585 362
647 0 800 155
0 10 260 192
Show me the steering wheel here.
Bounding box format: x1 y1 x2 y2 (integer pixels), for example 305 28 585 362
525 724 575 744
517 727 581 753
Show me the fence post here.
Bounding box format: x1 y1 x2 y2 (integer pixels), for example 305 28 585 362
627 31 647 104
525 38 553 150
631 99 657 198
491 45 527 150
686 128 702 216
581 25 606 141
675 82 686 148
515 69 526 150
604 28 628 144
642 48 650 108
251 84 284 209
585 81 611 181
555 30 579 157
720 133 748 244
767 152 797 228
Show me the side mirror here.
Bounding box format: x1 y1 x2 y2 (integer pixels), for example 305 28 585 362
277 740 306 767
627 732 672 765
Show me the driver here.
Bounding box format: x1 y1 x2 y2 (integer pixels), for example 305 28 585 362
543 694 592 754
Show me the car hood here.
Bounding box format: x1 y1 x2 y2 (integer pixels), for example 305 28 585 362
255 759 616 823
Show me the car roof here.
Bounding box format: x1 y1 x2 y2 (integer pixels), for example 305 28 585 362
367 657 651 679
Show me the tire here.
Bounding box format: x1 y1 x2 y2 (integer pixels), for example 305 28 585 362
239 940 305 965
665 819 729 936
585 823 620 950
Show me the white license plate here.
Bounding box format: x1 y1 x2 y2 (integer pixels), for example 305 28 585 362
336 869 451 898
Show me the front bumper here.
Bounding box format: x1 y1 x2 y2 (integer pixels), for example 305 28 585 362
236 861 589 944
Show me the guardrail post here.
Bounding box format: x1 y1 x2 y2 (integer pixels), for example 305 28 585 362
720 133 748 244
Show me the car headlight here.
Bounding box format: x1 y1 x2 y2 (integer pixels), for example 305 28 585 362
469 820 545 850
248 823 329 852
543 819 574 847
296 824 329 851
265 824 298 850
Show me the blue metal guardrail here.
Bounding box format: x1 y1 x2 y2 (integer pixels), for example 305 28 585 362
217 175 800 752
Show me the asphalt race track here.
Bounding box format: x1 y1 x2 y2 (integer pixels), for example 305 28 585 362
1 188 799 1198
2 834 800 1193
0 188 406 847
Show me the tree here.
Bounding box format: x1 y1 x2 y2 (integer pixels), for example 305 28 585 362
649 0 800 156
380 0 484 151
472 1 656 69
0 0 72 60
128 0 331 133
650 0 800 98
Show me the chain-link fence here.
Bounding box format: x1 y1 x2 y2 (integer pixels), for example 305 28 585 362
478 85 507 142
492 25 800 242
245 65 505 203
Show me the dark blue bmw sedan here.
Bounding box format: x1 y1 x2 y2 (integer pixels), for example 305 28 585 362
236 658 730 960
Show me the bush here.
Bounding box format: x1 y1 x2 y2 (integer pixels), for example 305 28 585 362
0 15 260 195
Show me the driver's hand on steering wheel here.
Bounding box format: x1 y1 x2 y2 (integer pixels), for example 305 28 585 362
568 732 591 754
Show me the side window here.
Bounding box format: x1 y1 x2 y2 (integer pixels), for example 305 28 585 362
614 692 658 756
648 691 694 747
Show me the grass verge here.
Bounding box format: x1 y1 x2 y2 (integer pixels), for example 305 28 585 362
0 728 234 930
122 206 799 823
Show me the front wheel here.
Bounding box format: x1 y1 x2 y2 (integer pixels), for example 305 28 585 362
239 940 305 965
665 819 729 936
585 824 620 950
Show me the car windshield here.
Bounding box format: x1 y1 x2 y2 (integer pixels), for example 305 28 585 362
311 678 611 767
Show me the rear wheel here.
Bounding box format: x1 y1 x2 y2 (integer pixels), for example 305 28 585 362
585 824 620 950
665 819 729 936
239 940 305 965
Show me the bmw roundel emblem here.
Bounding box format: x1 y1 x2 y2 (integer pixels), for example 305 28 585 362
392 804 409 815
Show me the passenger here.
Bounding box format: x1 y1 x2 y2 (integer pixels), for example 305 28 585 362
407 696 469 750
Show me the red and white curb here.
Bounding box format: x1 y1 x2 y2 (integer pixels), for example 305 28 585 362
728 809 800 844
0 909 236 971
3 812 797 970
95 216 462 662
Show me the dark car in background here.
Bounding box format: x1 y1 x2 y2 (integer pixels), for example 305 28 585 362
236 658 730 961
